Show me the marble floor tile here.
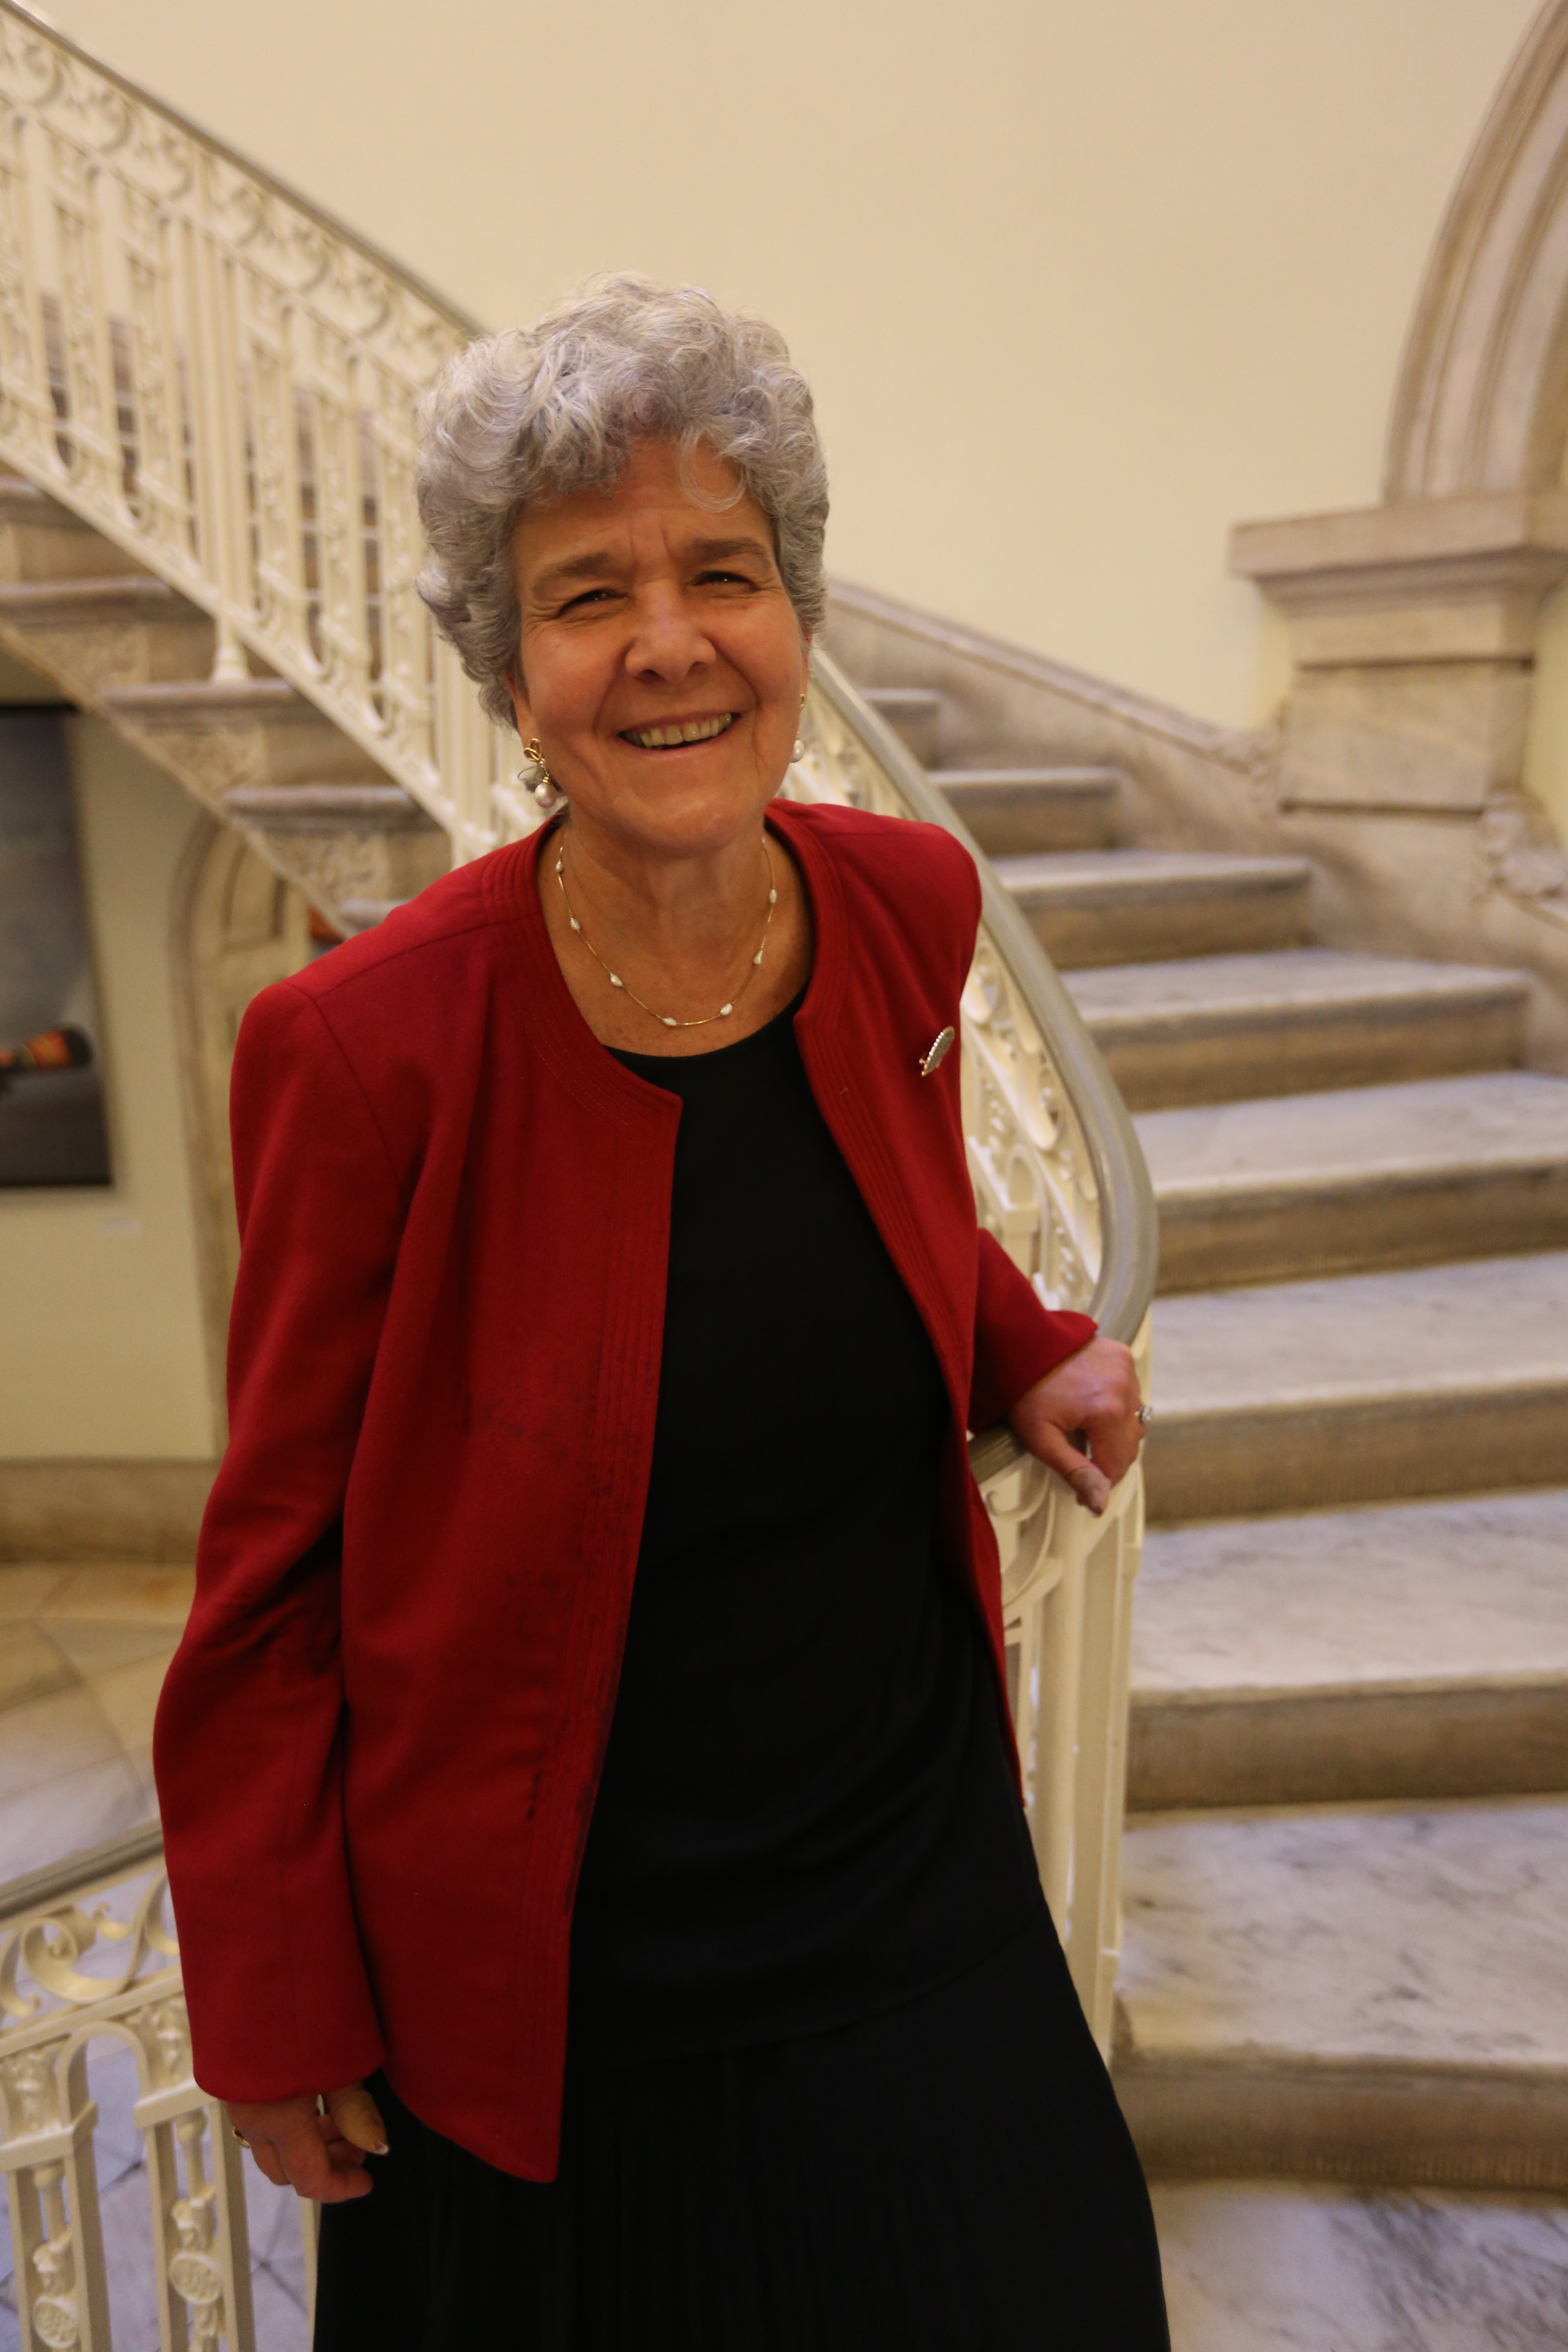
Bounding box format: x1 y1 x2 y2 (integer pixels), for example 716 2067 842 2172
42 1564 194 1624
0 1564 192 1887
0 1565 67 1621
0 1751 148 1885
47 1618 185 1677
0 1623 75 1711
1121 1795 1568 2064
87 1650 175 1771
1154 2179 1568 2352
0 1684 122 1804
245 2165 312 2348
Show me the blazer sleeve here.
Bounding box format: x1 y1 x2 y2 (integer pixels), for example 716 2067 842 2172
152 981 405 2103
969 1229 1096 1432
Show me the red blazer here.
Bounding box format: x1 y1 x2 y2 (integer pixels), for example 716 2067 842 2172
153 797 1094 2180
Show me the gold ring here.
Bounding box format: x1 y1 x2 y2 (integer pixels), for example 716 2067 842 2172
232 2127 249 2147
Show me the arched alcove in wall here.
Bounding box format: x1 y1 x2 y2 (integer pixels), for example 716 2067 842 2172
1387 0 1568 501
170 821 313 1438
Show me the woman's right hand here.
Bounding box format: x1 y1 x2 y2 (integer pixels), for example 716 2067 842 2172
225 2080 388 2201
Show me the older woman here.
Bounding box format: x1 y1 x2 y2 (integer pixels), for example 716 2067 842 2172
154 276 1167 2349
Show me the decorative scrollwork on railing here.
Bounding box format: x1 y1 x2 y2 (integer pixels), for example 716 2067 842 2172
0 1871 177 2024
790 670 1101 1322
789 661 1150 2051
0 0 492 847
0 1851 270 2352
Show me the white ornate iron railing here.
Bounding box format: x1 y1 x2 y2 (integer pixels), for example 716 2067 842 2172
0 1826 316 2351
794 664 1156 2046
0 6 1158 2340
0 0 501 856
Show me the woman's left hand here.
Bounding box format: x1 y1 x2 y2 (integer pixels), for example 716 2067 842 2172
1007 1338 1146 1516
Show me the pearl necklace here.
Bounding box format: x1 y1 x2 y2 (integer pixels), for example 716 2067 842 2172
554 835 779 1030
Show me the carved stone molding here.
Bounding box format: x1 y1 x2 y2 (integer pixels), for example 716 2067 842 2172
1387 0 1568 500
1476 792 1568 925
1231 6 1568 829
1231 492 1568 666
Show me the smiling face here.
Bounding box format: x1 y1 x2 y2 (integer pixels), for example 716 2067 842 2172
507 438 811 866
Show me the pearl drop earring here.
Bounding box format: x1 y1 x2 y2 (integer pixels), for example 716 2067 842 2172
519 738 564 812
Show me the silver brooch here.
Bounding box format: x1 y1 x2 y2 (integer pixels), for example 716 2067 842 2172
919 1026 956 1077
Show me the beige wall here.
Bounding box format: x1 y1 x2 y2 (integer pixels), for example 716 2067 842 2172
0 692 216 1460
51 0 1539 736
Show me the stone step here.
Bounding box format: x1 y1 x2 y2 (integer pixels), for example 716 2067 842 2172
100 676 387 788
98 681 446 920
1128 1490 1568 1808
1114 1793 1568 2189
1152 2177 1568 2351
1064 948 1528 1111
0 475 154 583
995 849 1313 969
1144 1251 1568 1521
859 684 943 767
222 781 435 832
1141 1071 1568 1294
931 765 1121 855
0 570 214 686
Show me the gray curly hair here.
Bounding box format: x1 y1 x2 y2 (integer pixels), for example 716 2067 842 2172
415 275 829 731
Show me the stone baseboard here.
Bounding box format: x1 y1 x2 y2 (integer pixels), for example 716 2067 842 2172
0 1458 216 1561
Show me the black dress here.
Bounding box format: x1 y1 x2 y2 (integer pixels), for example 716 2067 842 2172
315 993 1168 2351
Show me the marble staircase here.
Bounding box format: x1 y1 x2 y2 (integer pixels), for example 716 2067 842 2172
0 477 448 935
854 683 1568 2344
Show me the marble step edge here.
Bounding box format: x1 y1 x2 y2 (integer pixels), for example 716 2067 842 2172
1127 1674 1568 1810
0 573 192 620
860 686 941 719
0 476 94 527
996 851 1312 905
1150 1167 1568 1294
1154 1361 1568 1419
223 782 435 832
98 676 306 723
1144 1385 1568 1522
932 765 1123 793
1113 2044 1568 2192
1148 1145 1568 1294
1068 958 1529 1044
1149 1138 1568 1210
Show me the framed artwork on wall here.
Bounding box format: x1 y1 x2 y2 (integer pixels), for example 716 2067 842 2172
0 708 113 1187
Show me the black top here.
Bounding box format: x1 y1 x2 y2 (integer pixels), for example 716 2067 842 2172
568 990 1045 2058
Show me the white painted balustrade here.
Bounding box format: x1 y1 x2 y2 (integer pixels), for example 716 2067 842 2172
793 670 1152 2047
0 1833 315 2350
0 4 1155 2339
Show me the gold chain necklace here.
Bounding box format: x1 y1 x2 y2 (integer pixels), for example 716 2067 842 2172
555 834 779 1030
